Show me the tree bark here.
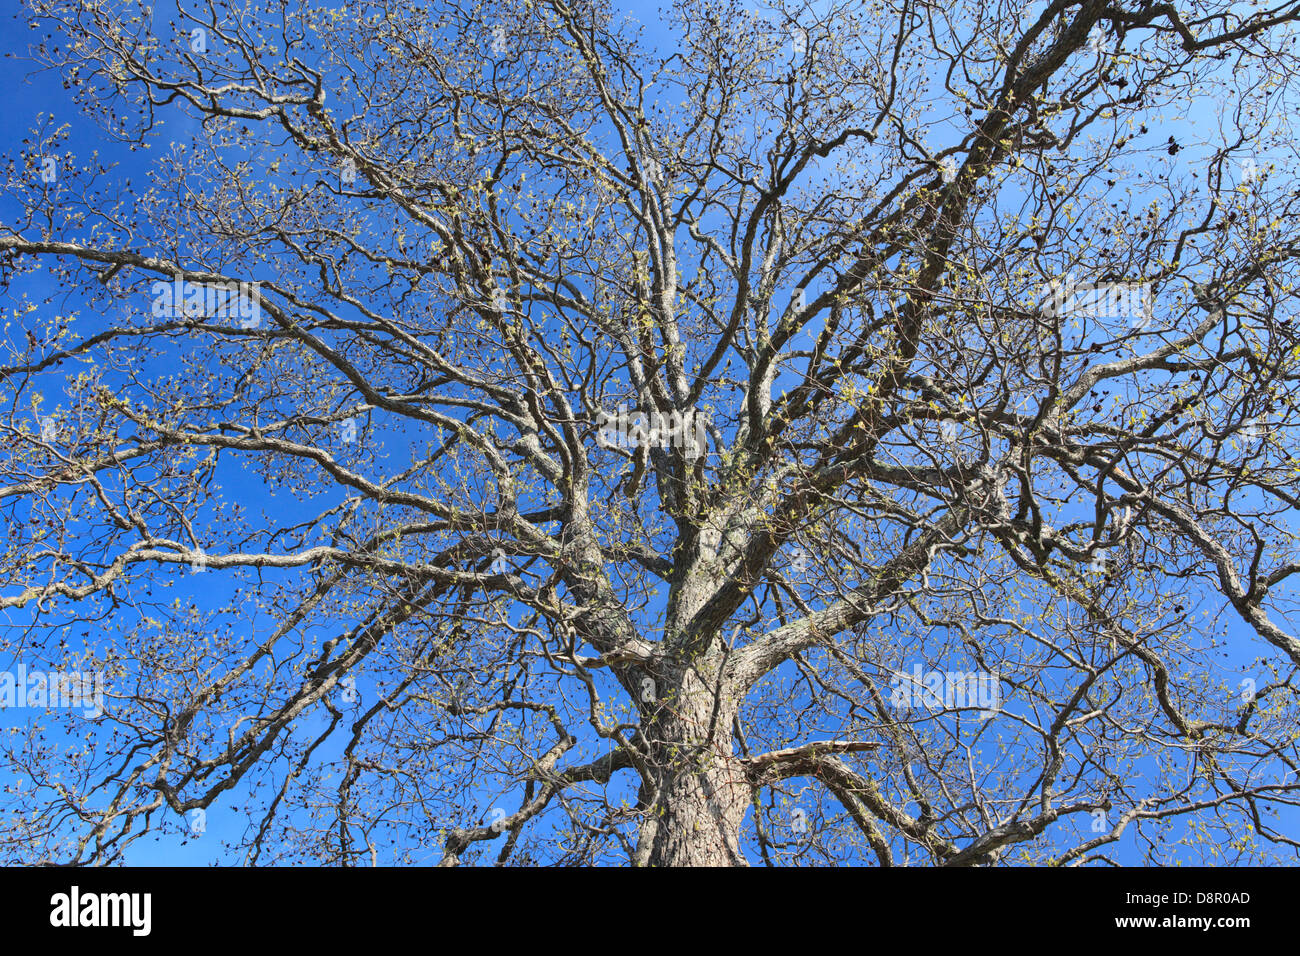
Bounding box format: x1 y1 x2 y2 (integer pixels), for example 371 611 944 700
633 662 750 866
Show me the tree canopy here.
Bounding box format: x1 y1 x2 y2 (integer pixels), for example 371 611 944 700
4 0 1300 865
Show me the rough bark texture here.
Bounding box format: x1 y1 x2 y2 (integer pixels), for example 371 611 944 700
634 662 749 866
640 758 750 866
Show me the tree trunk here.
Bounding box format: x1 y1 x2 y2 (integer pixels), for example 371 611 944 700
633 664 750 866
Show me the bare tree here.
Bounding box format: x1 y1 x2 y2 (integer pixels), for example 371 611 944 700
4 0 1300 866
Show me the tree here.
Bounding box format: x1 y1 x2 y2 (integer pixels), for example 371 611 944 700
4 0 1300 866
